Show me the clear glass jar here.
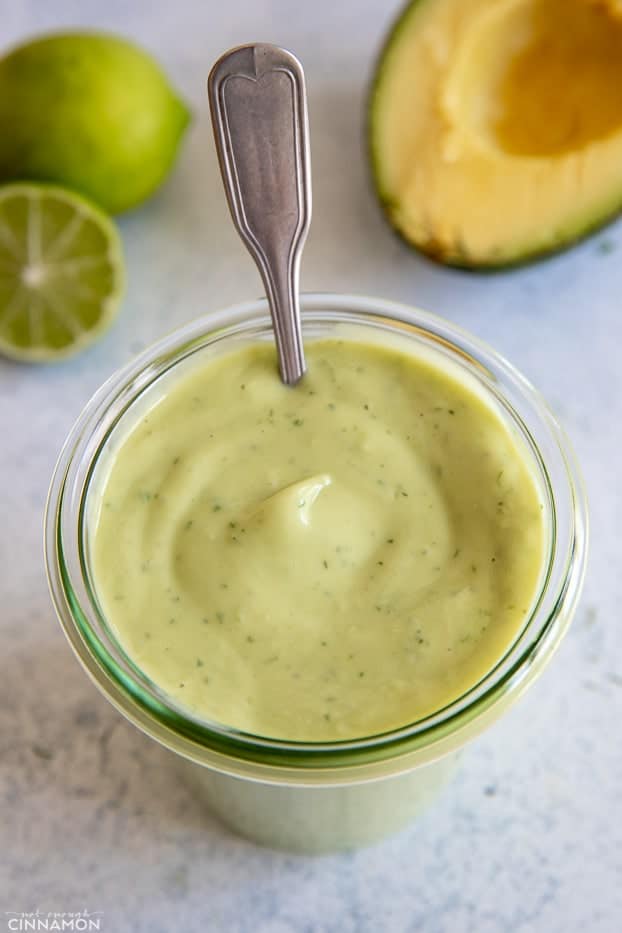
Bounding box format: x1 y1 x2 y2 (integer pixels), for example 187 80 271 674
44 293 588 853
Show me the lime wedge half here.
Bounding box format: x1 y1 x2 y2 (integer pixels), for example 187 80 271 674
0 182 125 361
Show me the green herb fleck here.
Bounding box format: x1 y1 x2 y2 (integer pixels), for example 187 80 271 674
598 239 616 255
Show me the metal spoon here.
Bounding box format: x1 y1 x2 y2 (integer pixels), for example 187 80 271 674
208 43 312 386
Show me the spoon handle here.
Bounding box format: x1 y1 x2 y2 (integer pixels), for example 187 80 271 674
208 44 311 385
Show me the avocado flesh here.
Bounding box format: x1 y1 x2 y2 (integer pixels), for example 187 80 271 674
370 0 622 268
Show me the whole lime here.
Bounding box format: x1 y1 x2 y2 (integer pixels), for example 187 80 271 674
0 32 191 214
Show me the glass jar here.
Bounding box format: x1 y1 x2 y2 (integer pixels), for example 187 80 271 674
44 293 588 853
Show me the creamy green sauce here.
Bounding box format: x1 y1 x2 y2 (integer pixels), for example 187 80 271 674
91 337 546 740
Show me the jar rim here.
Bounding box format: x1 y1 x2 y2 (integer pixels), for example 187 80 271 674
45 293 588 781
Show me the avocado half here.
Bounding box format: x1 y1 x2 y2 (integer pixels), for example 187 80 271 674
369 0 622 268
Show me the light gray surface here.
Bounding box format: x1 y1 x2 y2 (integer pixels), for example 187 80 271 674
1 1 620 931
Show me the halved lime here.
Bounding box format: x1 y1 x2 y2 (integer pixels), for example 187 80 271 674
0 182 125 361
